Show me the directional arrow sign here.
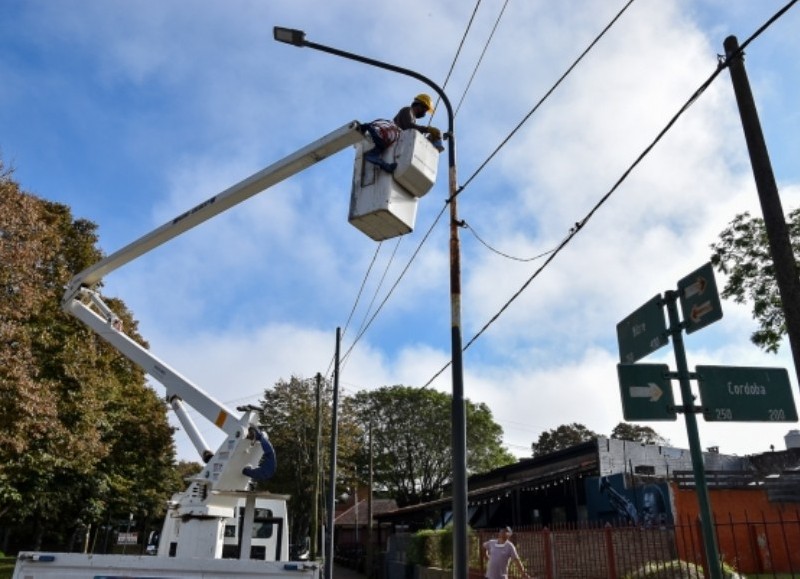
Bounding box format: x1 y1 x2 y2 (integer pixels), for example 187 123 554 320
617 294 668 364
617 364 677 421
677 262 722 334
696 365 798 422
628 383 665 402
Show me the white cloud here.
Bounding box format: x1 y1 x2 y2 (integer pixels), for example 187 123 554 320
3 0 799 465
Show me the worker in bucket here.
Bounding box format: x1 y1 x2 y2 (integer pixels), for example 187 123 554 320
360 93 444 173
242 427 277 482
393 93 445 152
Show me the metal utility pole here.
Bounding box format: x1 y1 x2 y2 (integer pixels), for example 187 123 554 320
724 35 800 390
312 372 323 560
665 291 723 579
273 27 468 579
367 422 374 579
325 329 342 579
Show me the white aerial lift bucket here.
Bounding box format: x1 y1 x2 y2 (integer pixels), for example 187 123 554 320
349 129 439 241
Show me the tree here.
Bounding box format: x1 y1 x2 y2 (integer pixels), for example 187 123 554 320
0 165 182 551
466 400 516 474
348 385 514 507
531 423 598 457
610 423 669 446
710 209 800 353
175 460 204 481
256 375 362 549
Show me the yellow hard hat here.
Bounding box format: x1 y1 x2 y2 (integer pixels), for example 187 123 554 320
413 93 433 113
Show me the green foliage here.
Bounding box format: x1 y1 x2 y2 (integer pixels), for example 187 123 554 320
533 423 670 456
0 556 14 579
466 401 516 474
348 385 514 506
610 423 669 446
531 423 598 457
175 460 204 481
407 526 456 569
623 559 742 579
257 375 361 549
0 167 183 550
711 209 800 353
624 560 704 579
407 529 435 567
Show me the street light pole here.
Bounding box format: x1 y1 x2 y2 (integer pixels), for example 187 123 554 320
274 27 469 579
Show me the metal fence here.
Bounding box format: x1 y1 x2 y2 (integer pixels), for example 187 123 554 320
471 512 800 578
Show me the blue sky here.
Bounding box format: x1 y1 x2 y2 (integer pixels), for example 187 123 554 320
2 0 799 462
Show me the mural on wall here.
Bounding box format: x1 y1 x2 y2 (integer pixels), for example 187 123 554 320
585 473 672 527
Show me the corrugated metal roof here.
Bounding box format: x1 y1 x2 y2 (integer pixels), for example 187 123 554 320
335 498 398 526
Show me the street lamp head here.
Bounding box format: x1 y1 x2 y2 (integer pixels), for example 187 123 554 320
273 27 306 47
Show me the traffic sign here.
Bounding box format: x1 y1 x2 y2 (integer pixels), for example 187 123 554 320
677 262 722 334
617 363 677 421
696 365 798 422
617 294 668 364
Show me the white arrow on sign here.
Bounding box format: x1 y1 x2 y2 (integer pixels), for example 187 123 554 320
683 275 708 299
629 383 664 402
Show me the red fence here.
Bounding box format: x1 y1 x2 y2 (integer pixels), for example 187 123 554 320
471 511 800 578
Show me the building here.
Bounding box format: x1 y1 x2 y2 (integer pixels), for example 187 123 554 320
375 435 798 531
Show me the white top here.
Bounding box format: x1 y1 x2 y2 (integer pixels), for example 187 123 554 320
483 539 520 579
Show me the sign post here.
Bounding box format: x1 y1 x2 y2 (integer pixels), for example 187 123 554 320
616 263 725 579
663 289 722 579
615 262 800 579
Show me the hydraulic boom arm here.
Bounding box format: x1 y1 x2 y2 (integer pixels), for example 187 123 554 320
61 121 363 459
63 120 362 301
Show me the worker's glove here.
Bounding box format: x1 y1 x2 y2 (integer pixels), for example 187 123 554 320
427 126 442 140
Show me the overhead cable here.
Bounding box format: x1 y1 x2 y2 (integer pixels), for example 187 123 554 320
337 202 449 371
452 0 637 200
339 241 383 344
454 0 512 118
464 221 557 263
339 237 403 371
430 0 485 123
332 1 490 376
422 0 798 388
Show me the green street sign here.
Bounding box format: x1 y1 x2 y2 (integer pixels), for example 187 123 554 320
617 294 669 364
696 365 798 422
677 262 722 334
617 363 677 421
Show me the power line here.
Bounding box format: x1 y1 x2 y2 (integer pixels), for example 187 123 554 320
339 242 383 344
325 239 397 378
431 0 484 123
454 0 512 118
332 1 497 377
452 0 637 200
330 0 636 386
327 0 633 383
339 237 403 371
353 239 402 340
421 0 798 389
321 200 450 386
464 220 557 263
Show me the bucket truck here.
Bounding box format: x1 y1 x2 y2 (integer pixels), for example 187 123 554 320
13 120 439 578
